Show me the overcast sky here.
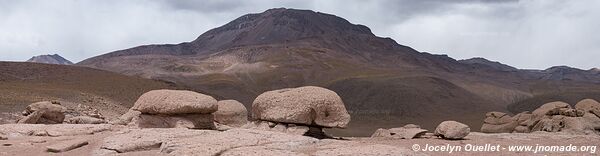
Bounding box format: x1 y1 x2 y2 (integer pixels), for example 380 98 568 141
1 0 598 69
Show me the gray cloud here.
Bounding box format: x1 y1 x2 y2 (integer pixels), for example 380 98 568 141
0 0 598 69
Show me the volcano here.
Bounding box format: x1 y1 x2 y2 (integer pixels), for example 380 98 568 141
78 8 600 136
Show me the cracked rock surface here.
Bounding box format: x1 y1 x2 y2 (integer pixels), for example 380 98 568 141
1 124 599 156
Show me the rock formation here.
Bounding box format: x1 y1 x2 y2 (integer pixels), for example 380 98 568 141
252 86 351 128
18 101 66 124
213 100 248 127
124 89 219 129
246 86 351 137
434 121 470 140
482 99 600 135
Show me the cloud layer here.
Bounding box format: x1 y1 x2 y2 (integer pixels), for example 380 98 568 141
0 0 598 69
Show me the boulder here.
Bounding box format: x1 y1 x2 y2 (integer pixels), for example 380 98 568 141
131 89 218 115
575 99 600 117
532 101 570 117
129 114 215 129
17 110 45 124
66 116 105 124
214 100 248 127
252 86 351 128
434 121 470 140
25 101 66 123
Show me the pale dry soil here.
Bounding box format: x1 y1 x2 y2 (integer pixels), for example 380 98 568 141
0 124 598 156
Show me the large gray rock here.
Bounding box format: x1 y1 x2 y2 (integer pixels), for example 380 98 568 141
129 113 215 129
132 89 218 114
25 101 66 123
434 121 470 140
252 86 351 128
214 100 248 127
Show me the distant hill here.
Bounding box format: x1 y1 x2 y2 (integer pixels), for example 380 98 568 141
27 54 74 65
0 62 174 120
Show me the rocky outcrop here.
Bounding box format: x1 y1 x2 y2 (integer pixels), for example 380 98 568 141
434 121 470 140
252 86 350 128
19 101 67 124
214 100 248 127
371 124 428 139
483 99 600 135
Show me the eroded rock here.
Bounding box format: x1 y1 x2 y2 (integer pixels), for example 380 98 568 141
252 86 351 128
132 89 218 114
434 121 470 140
214 100 248 127
129 113 215 129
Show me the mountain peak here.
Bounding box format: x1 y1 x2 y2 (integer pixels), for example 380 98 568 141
27 54 73 65
458 57 517 71
190 8 379 52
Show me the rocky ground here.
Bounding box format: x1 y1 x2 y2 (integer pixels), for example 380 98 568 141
0 124 598 156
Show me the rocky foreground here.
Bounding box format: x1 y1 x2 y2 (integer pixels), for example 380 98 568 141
1 87 599 155
0 124 599 156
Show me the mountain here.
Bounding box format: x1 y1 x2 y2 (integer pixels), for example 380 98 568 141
459 57 517 71
0 61 174 119
26 54 74 65
77 8 600 136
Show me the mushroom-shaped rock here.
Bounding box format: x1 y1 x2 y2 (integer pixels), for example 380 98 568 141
132 90 218 114
434 121 470 140
214 100 248 127
25 101 66 123
575 99 600 117
252 86 351 128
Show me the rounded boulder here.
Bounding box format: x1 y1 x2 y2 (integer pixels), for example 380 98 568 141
132 90 218 114
214 100 248 127
251 86 351 128
434 121 470 140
